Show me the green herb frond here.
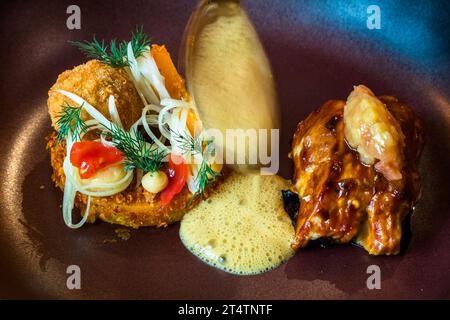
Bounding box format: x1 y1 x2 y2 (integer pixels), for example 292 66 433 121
55 102 87 142
69 26 151 68
170 129 203 155
196 158 221 197
170 129 221 196
128 26 151 61
104 123 166 173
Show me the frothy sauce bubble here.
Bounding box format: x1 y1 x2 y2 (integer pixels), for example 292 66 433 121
180 171 295 275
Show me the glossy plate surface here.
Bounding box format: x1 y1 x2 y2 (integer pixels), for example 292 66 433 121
0 0 449 299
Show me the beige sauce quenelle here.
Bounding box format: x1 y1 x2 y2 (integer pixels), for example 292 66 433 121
180 172 295 275
182 1 279 170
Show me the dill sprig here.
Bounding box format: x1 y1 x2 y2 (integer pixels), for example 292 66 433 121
104 123 166 173
171 129 221 196
196 157 221 196
55 102 87 142
69 26 151 68
171 129 203 155
55 101 165 172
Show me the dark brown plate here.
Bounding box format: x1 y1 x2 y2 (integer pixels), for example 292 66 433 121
1 0 449 299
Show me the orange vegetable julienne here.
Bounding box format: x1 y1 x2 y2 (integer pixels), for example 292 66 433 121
151 44 189 101
178 108 202 136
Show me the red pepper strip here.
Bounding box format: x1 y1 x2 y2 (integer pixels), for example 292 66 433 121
160 154 188 207
70 141 124 179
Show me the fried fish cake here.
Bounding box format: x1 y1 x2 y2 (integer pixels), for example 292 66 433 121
47 132 212 228
48 60 143 130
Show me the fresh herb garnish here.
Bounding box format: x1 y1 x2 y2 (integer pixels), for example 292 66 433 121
55 102 88 142
69 26 151 68
104 123 166 173
171 129 221 196
171 129 203 155
196 157 220 196
56 103 166 172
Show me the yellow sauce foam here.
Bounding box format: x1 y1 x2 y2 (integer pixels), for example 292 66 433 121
180 171 295 275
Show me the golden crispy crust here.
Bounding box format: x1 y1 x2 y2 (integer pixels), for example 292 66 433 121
47 132 212 228
48 60 143 130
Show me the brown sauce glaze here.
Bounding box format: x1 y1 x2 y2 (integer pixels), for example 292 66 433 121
290 96 424 255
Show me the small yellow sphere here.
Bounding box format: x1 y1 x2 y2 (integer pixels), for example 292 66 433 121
142 170 169 194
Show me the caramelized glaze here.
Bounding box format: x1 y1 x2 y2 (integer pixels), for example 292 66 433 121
291 96 424 255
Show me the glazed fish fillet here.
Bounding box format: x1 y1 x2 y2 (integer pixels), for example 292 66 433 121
290 86 424 255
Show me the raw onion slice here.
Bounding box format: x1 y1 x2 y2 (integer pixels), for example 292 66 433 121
108 95 123 128
57 90 112 128
61 133 90 229
141 105 169 152
137 51 170 100
127 44 160 105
